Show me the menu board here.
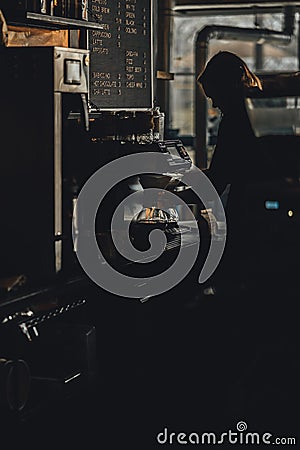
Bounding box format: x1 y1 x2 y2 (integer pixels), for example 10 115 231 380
88 0 152 110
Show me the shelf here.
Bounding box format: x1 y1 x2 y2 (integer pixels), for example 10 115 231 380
25 12 103 30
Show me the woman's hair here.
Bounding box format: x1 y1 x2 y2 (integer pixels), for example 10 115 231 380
197 51 262 91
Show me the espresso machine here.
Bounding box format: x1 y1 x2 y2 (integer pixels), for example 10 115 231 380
81 111 194 272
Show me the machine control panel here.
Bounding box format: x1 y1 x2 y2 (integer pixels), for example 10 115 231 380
156 140 192 176
157 140 192 162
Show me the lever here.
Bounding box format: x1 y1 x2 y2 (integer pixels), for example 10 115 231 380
80 93 89 132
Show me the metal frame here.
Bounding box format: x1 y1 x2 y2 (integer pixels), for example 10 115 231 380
53 47 89 273
26 11 104 29
54 92 62 273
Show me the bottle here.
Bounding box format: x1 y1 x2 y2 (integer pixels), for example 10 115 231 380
49 0 54 15
40 0 48 14
81 0 88 20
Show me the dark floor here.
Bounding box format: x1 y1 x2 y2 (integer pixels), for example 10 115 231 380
9 273 298 449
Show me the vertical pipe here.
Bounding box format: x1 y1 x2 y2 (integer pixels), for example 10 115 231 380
298 16 300 70
255 43 263 71
156 0 174 133
54 92 62 273
255 15 264 71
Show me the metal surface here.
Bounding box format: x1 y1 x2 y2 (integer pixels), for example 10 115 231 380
175 0 300 6
54 92 62 273
53 47 89 94
26 12 104 29
53 45 89 271
174 4 300 16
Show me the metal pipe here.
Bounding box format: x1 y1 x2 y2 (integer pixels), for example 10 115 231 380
254 14 264 71
156 0 174 132
195 19 293 168
297 15 300 70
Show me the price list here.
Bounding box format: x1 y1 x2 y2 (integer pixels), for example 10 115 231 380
88 0 152 110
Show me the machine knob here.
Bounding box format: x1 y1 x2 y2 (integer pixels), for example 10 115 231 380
0 358 31 412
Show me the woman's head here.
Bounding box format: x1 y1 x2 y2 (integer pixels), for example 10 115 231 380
197 51 262 112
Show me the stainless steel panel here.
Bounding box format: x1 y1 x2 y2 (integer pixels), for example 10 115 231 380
54 92 62 273
54 47 89 94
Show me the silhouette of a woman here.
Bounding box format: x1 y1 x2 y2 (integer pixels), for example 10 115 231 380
197 51 263 287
